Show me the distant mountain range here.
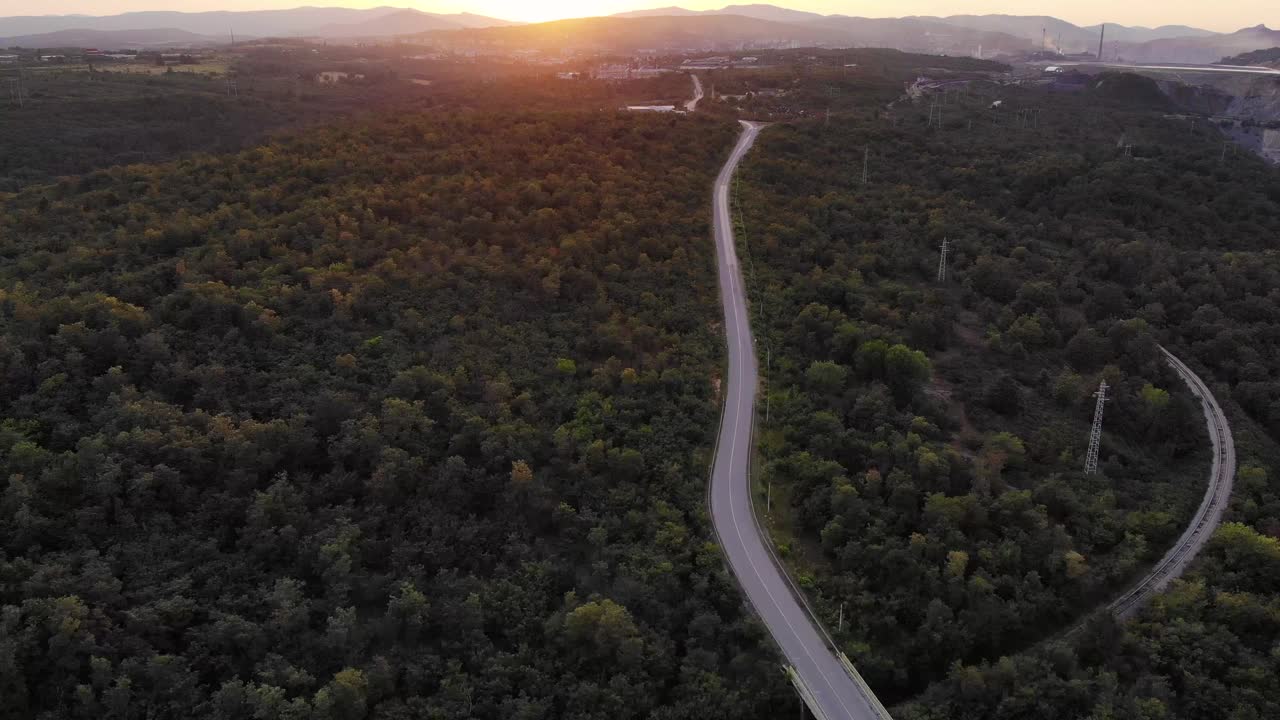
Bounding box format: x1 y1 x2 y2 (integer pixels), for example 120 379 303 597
0 27 223 49
1219 46 1280 67
611 6 1216 52
418 15 849 53
0 6 517 47
0 3 1274 64
1115 25 1280 64
433 7 1259 61
614 4 829 24
420 12 1052 57
600 6 1274 63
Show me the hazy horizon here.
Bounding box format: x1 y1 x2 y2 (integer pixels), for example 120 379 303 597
0 0 1275 34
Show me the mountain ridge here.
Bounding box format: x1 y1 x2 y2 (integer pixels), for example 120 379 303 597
0 27 226 48
0 6 516 40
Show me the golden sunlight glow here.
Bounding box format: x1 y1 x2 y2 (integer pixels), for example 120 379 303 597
9 0 1276 34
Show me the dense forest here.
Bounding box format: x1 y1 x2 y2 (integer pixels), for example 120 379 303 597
0 109 802 718
7 43 1280 720
0 65 694 192
699 50 1006 120
736 73 1280 716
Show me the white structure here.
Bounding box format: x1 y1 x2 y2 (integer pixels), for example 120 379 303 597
1084 381 1109 474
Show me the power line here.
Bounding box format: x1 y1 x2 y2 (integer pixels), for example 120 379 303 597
7 74 23 109
1084 380 1109 475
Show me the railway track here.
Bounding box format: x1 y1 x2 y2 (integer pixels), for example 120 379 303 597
1107 346 1236 619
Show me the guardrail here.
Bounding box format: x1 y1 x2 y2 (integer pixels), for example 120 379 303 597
786 665 833 720
706 121 893 720
837 653 894 720
745 411 894 719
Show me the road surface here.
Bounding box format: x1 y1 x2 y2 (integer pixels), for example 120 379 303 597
708 120 889 720
1057 60 1280 76
1108 346 1237 619
686 74 704 112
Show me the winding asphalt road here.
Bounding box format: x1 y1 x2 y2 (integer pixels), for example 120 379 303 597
709 120 889 720
1107 346 1237 619
686 74 704 112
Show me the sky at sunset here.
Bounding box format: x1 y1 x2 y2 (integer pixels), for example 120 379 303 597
0 0 1274 33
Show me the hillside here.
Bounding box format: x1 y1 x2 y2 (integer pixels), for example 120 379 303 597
614 3 827 23
931 14 1214 53
307 9 475 37
1219 46 1280 67
0 104 799 719
610 6 1213 56
804 16 1032 56
0 27 224 48
417 14 845 52
733 70 1280 716
0 6 516 41
1117 24 1280 63
418 13 1038 56
1082 22 1216 43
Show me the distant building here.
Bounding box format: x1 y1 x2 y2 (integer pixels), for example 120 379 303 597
595 63 631 80
317 71 364 83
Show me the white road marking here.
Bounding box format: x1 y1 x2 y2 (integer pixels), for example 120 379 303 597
711 121 876 720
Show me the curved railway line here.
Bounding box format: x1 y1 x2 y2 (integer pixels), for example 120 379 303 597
1107 346 1237 619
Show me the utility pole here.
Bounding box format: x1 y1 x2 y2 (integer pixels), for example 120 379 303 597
937 237 949 282
861 147 869 184
1084 381 1109 475
1097 23 1106 61
838 602 844 631
764 346 771 424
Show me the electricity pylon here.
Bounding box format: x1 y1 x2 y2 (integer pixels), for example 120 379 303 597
1084 380 1109 474
936 237 949 282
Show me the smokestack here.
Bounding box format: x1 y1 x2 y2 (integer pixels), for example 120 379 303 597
1097 23 1106 60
